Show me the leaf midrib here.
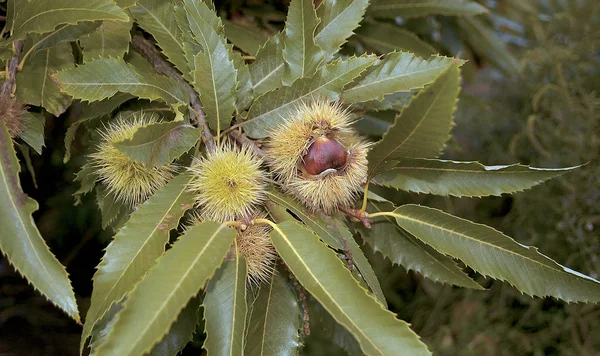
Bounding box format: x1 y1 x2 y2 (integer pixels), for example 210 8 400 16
127 223 228 354
369 202 474 284
86 180 189 341
393 208 574 278
345 62 446 93
387 164 570 174
0 134 55 297
369 71 451 177
59 80 184 104
259 269 276 356
18 8 126 32
273 224 385 355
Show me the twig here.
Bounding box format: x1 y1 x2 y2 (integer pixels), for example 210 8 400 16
130 35 216 153
339 205 371 228
228 129 265 159
0 40 24 98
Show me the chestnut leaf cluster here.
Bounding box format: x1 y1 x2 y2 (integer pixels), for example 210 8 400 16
0 1 598 356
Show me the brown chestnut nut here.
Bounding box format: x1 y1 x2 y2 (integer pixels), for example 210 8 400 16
301 136 348 176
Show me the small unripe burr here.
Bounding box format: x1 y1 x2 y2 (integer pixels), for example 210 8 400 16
89 113 175 206
267 100 369 213
187 143 266 223
0 97 26 137
187 210 276 285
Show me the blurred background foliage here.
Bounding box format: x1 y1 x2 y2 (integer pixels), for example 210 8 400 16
0 0 598 355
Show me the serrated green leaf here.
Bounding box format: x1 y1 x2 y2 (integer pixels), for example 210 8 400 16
232 51 254 113
16 39 73 116
52 58 189 106
342 52 459 104
282 0 324 85
245 269 302 356
63 93 133 163
113 121 200 167
351 110 395 137
368 0 487 19
131 0 191 82
390 204 600 303
243 54 377 138
203 253 247 356
458 16 520 75
95 184 134 229
115 0 138 8
271 221 430 356
249 33 285 97
17 112 45 154
148 296 202 356
265 187 386 305
95 222 236 356
80 19 132 63
89 296 202 356
81 174 195 353
11 0 128 41
315 0 369 58
374 158 579 197
355 91 413 111
223 20 267 56
0 123 79 322
367 63 460 178
184 0 238 134
25 21 102 55
331 218 387 306
354 23 436 57
265 186 342 249
358 200 483 289
73 161 97 204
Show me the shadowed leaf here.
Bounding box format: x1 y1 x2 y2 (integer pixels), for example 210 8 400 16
16 39 73 116
203 252 247 356
354 23 436 57
245 269 302 356
0 124 79 322
224 20 267 56
18 112 45 154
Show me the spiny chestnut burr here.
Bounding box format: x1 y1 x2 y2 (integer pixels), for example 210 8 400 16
187 143 266 223
301 136 349 177
267 100 369 214
89 113 175 206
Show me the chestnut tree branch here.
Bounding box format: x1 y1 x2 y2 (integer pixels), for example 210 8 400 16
228 129 265 159
0 40 24 98
130 35 216 153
